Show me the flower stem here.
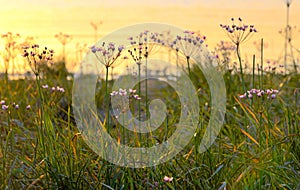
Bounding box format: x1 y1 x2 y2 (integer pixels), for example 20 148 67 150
35 74 46 157
105 66 110 133
145 57 150 147
236 43 246 92
260 38 264 90
186 56 191 78
138 63 141 146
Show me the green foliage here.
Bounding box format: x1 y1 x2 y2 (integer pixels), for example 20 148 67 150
0 59 299 189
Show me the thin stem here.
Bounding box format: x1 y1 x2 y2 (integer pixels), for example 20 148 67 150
260 39 264 90
145 57 149 147
105 66 110 133
251 54 255 106
35 74 45 157
145 58 148 119
63 44 66 62
176 50 179 78
284 2 290 74
186 56 191 78
122 113 126 165
252 54 255 89
138 63 141 146
289 40 298 73
236 43 246 92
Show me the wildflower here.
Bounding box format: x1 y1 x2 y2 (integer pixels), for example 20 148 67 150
22 51 29 57
220 17 257 45
133 94 141 100
249 89 257 94
22 44 55 75
239 88 279 99
26 105 31 110
239 93 247 99
129 88 136 94
0 100 5 105
57 87 65 93
172 30 207 75
15 104 19 109
118 45 125 51
110 91 118 96
173 30 206 57
118 88 127 96
42 84 49 89
91 45 97 53
257 92 263 97
110 88 141 100
266 89 272 95
90 42 124 68
127 30 161 64
2 105 9 110
270 94 276 99
163 176 173 182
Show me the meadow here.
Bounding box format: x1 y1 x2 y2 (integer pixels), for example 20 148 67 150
0 17 299 190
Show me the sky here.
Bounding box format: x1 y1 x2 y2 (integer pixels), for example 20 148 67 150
0 0 300 72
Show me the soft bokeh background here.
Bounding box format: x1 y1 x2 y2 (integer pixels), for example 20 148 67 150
1 0 299 72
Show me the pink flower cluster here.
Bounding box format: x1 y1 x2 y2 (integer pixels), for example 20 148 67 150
163 176 173 182
110 88 141 100
42 84 65 93
220 18 257 33
170 30 206 57
239 89 279 99
22 45 55 75
22 45 54 62
220 17 257 45
90 42 124 68
1 100 30 111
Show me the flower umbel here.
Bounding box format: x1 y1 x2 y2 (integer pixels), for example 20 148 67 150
220 17 257 45
239 88 279 99
22 45 54 75
171 30 206 58
90 42 124 68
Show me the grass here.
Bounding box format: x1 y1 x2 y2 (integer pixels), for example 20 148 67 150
0 65 299 189
0 28 299 189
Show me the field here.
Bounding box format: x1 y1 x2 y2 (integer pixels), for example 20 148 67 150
1 17 300 189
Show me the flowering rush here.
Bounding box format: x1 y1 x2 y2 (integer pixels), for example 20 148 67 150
170 30 206 58
22 45 55 74
42 84 65 93
2 104 9 111
163 176 173 182
220 17 257 45
90 42 124 68
0 100 30 111
239 88 279 99
110 88 141 100
127 30 162 63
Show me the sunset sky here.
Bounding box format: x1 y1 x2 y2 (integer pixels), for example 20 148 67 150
1 0 300 72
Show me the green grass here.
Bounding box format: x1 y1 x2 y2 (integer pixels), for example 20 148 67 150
0 63 299 189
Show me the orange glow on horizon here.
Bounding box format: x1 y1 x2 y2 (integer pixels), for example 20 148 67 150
1 0 300 73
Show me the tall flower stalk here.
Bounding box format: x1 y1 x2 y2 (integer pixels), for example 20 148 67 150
91 42 124 132
128 31 161 121
1 32 21 85
54 32 72 62
22 44 55 163
220 17 257 91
